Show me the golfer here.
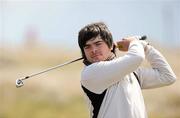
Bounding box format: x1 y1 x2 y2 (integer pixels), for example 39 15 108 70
78 22 176 118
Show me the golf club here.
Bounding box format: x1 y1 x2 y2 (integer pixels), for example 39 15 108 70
16 57 83 88
16 35 147 88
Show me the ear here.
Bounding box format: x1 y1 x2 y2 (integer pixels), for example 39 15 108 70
110 43 115 51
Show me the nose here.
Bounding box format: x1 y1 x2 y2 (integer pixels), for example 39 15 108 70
91 46 98 53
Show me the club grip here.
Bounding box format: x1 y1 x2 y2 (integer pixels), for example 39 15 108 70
139 35 147 40
115 35 147 50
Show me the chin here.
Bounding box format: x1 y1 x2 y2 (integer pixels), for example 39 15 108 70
92 58 103 63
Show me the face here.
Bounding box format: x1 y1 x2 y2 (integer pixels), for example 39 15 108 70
83 36 113 63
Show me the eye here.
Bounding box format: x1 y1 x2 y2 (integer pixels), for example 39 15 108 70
96 42 104 47
84 45 90 50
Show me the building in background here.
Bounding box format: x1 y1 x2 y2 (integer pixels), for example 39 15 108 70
24 26 39 49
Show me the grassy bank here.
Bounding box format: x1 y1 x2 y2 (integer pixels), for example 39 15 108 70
0 46 180 118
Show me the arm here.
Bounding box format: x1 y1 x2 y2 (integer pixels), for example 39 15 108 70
81 40 145 94
135 45 176 89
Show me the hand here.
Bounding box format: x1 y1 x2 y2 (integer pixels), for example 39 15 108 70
116 36 138 51
140 40 149 52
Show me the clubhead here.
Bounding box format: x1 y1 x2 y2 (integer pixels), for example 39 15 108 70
16 79 24 88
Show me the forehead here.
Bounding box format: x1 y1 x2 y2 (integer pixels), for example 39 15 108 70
86 36 104 45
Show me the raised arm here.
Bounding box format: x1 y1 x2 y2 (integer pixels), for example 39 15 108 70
81 39 145 94
135 45 176 89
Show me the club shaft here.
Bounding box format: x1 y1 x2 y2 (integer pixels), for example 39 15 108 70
20 35 147 81
21 57 83 81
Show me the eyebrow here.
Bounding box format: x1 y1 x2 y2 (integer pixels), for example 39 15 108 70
95 41 104 44
85 40 104 47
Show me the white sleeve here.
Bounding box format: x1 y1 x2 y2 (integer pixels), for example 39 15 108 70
135 45 176 89
81 40 145 94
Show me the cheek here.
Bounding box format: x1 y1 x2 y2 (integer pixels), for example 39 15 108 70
101 48 112 57
84 49 90 57
101 46 111 53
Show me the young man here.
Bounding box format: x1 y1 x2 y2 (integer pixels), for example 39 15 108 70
78 22 176 118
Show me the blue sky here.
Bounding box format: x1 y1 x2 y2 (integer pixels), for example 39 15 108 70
0 0 180 49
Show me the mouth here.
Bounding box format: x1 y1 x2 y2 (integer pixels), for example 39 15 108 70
91 54 103 62
91 54 101 58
